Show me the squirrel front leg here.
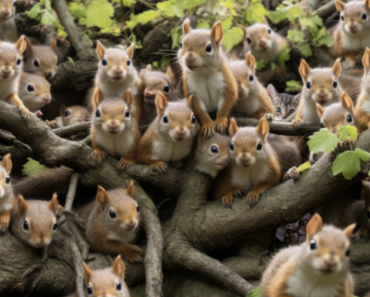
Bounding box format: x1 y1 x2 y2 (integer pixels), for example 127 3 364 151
117 148 136 171
97 240 142 262
91 128 107 163
0 210 10 231
215 93 236 133
7 93 29 118
189 94 215 137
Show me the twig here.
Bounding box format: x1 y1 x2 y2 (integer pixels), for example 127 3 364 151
70 240 85 297
64 173 80 211
53 122 91 138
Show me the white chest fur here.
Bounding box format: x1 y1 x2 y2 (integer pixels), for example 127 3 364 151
253 43 279 64
0 76 18 102
302 98 320 123
187 70 225 111
95 128 134 158
98 75 137 98
231 162 269 190
107 228 136 243
152 137 193 163
343 30 370 52
235 92 260 117
361 98 370 114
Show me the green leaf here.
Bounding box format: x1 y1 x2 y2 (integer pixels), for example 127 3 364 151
222 0 237 16
353 148 370 162
221 16 233 31
223 27 244 51
69 2 86 21
245 0 268 24
298 161 311 173
312 27 333 47
113 0 136 6
276 44 290 69
268 9 289 23
41 10 55 25
196 20 210 29
22 158 47 176
285 80 302 92
287 30 303 43
171 26 183 49
157 1 176 18
28 4 41 19
132 10 159 25
307 129 340 154
338 125 358 141
247 287 261 297
332 151 361 180
285 5 302 22
270 62 276 71
67 57 75 66
299 42 312 57
256 59 266 70
85 0 114 29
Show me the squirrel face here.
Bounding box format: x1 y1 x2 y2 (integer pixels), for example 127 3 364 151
0 0 15 20
229 117 270 168
25 38 58 80
96 184 140 233
83 256 130 297
0 36 26 80
302 214 355 277
11 194 60 248
245 18 277 55
321 92 356 133
60 105 90 126
96 41 135 83
299 59 342 107
179 19 223 72
230 52 257 98
336 0 370 35
93 90 134 135
155 93 197 142
19 72 51 112
0 154 12 200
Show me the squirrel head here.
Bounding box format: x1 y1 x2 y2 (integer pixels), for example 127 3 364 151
12 194 60 248
60 105 90 126
96 41 135 83
138 65 176 103
320 92 356 133
95 183 140 232
195 132 230 178
155 93 198 142
336 0 370 35
229 52 257 98
179 19 224 72
19 72 51 112
24 37 58 80
241 17 278 56
93 89 135 135
302 213 355 277
0 0 15 21
0 154 12 200
82 255 130 297
299 59 342 107
0 35 26 80
229 117 272 168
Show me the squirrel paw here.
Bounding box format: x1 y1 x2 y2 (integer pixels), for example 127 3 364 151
150 161 167 173
19 106 30 118
330 139 355 161
292 118 303 128
201 123 215 138
222 194 234 209
246 191 260 206
283 166 300 181
264 113 274 121
117 158 134 171
91 150 107 163
0 211 10 232
232 188 247 198
46 120 59 129
215 117 229 133
123 245 143 262
172 160 184 169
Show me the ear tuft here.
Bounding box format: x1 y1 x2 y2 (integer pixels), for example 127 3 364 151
299 59 311 82
340 92 353 112
332 59 341 77
146 64 152 71
343 223 356 238
238 25 247 39
183 18 192 35
126 43 135 59
335 0 346 11
1 154 12 175
211 22 224 46
112 255 126 280
155 92 168 113
261 16 269 25
17 195 29 217
93 87 104 109
82 261 93 284
15 35 27 55
166 66 175 84
126 181 135 198
96 186 110 210
229 118 239 136
48 193 60 213
256 117 269 141
50 38 57 52
245 52 255 70
306 213 323 242
96 41 106 60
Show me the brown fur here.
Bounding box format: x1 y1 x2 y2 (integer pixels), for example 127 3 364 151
0 153 13 231
46 105 90 128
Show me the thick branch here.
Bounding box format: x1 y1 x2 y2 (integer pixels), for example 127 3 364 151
53 122 91 138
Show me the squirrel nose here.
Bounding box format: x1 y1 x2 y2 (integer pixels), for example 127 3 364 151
259 40 267 47
145 92 156 101
324 259 337 268
109 123 118 129
1 10 10 17
43 97 51 103
44 72 54 79
126 221 136 230
114 69 123 75
186 56 196 63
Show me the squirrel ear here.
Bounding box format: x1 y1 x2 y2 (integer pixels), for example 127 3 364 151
93 87 104 109
363 47 370 74
1 154 12 175
261 16 269 25
50 38 57 52
126 43 135 59
299 59 311 82
125 181 135 198
182 18 192 35
166 66 175 84
335 0 346 11
229 118 239 136
343 223 356 238
48 193 59 213
122 89 133 107
17 195 29 217
238 25 247 39
155 92 168 113
365 0 370 9
186 94 195 109
96 186 110 209
256 117 269 141
332 59 341 77
82 261 93 283
197 133 207 149
245 52 255 70
15 35 27 55
96 41 106 60
211 22 223 47
146 64 152 71
340 92 353 112
24 36 34 55
306 213 323 242
112 255 126 280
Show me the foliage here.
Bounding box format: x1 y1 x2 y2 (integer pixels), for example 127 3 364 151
22 158 47 176
298 161 311 173
307 129 339 154
247 287 261 297
285 80 302 93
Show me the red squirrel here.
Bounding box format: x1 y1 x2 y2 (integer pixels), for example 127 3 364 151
0 154 13 231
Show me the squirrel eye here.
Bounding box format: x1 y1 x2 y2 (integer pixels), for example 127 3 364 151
230 141 234 151
340 14 344 21
180 42 183 49
23 220 29 231
102 58 107 66
362 12 367 20
206 43 212 53
210 145 219 154
246 37 252 44
299 220 305 226
289 109 295 114
163 84 170 93
109 209 117 219
116 281 122 291
95 109 101 118
277 107 281 113
346 114 353 123
26 84 35 92
87 285 93 295
191 115 196 124
136 204 140 213
310 239 317 250
16 57 21 66
267 27 272 34
287 229 293 234
53 220 57 231
249 73 254 81
320 121 325 128
127 59 131 66
256 141 262 151
125 109 130 118
306 81 311 89
333 80 338 88
345 247 350 257
33 59 39 67
5 176 10 184
64 110 71 117
163 114 168 124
